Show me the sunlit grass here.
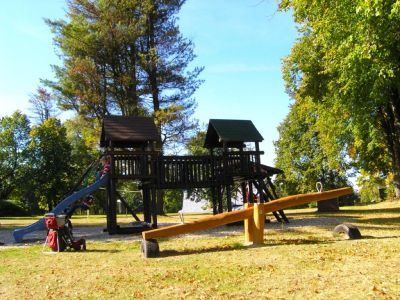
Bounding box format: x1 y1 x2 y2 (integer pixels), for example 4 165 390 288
1 200 400 299
0 212 210 231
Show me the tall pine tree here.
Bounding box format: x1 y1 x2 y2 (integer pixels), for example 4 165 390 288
45 0 203 149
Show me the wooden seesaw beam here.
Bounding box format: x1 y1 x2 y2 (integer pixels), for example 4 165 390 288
142 187 353 240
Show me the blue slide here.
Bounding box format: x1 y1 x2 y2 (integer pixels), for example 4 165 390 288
13 174 109 243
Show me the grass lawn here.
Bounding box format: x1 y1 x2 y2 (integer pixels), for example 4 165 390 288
1 201 400 299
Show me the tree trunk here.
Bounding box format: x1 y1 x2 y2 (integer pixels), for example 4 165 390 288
147 7 164 214
380 89 400 198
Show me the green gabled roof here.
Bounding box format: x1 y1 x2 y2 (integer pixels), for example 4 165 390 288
204 119 263 148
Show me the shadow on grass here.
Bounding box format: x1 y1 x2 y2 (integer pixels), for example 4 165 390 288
287 206 400 217
158 244 247 257
158 238 333 257
266 238 333 247
78 249 122 253
348 235 400 241
159 233 400 257
349 216 400 226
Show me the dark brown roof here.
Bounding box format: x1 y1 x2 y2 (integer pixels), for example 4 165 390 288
204 119 264 148
260 164 284 176
100 116 159 148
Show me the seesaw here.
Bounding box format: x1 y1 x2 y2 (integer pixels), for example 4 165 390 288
141 187 353 257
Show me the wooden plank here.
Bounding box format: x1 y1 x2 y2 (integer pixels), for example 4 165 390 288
142 187 352 240
143 206 254 240
260 187 352 212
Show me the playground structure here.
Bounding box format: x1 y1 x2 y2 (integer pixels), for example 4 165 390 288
141 187 353 257
14 115 352 246
15 115 284 241
100 116 288 234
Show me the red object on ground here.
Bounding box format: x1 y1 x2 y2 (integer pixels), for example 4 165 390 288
45 216 58 229
47 231 58 250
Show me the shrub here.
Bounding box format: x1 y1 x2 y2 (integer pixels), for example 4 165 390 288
0 200 30 216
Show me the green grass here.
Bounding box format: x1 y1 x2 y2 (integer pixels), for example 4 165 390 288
1 201 400 299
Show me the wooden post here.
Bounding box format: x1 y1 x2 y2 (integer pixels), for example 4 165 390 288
210 147 218 215
211 187 217 215
142 186 151 223
249 181 254 203
141 145 152 224
226 184 232 212
252 203 265 244
255 142 261 174
241 181 247 203
107 144 118 234
244 203 254 244
255 142 263 204
151 187 158 228
217 185 223 213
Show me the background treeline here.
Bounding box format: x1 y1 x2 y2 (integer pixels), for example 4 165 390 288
0 111 98 216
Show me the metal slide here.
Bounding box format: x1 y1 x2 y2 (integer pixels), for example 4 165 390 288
13 174 109 243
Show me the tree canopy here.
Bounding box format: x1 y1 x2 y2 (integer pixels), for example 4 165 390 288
0 111 30 200
274 97 349 196
278 0 400 196
28 118 73 210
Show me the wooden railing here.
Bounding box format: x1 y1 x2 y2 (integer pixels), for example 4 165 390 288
156 155 215 188
111 151 264 188
223 151 260 176
112 151 157 179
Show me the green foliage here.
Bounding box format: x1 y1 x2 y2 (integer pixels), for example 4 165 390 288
0 111 31 201
356 171 395 203
28 118 73 210
116 181 143 213
274 97 349 197
163 189 183 213
64 115 100 174
279 0 400 196
0 112 99 214
185 130 208 155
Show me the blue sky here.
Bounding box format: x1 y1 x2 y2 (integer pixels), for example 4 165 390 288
0 0 297 166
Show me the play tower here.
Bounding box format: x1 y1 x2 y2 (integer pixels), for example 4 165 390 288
100 116 287 234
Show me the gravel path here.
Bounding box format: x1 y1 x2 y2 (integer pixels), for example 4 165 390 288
0 215 349 248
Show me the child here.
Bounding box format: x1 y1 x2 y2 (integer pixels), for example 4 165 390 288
65 195 95 218
97 155 110 179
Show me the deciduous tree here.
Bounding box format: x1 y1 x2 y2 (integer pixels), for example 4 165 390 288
279 0 400 196
28 118 73 210
29 87 57 123
0 111 30 200
274 97 349 196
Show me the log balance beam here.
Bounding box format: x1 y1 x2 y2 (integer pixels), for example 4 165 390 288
142 187 352 243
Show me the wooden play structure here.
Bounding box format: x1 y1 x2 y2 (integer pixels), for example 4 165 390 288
141 187 353 257
98 115 353 257
100 116 288 234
